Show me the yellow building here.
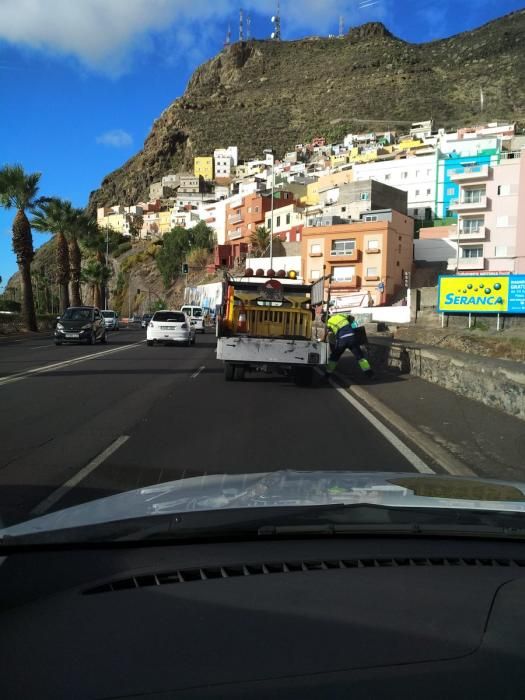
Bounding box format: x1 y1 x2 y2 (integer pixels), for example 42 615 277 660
330 154 349 168
396 138 424 151
194 156 214 181
97 213 126 234
158 210 172 235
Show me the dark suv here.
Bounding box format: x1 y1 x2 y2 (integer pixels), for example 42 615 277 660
55 307 107 346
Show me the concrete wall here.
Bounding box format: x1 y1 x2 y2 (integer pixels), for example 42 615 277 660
367 339 525 421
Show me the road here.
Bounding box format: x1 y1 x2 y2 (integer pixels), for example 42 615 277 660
1 325 432 527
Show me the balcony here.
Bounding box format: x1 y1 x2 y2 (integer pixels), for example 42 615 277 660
449 196 487 212
309 251 323 257
449 164 489 181
365 247 381 254
328 248 359 262
330 275 360 289
447 257 485 271
229 214 244 224
448 226 487 241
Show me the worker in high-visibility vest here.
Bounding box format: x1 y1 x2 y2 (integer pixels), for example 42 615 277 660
322 312 374 377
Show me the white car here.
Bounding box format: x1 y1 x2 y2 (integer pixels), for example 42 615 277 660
101 310 119 331
180 305 205 333
146 310 196 346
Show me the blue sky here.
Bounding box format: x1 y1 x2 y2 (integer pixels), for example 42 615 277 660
0 0 522 285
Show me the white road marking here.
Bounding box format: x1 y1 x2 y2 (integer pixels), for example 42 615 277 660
31 435 130 516
329 378 435 474
0 341 144 388
30 345 52 349
191 365 205 378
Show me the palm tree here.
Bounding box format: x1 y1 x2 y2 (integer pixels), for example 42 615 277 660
250 226 273 256
0 164 41 331
81 259 110 308
67 209 92 306
32 198 77 313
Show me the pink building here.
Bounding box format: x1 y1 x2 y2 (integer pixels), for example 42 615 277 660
445 150 525 273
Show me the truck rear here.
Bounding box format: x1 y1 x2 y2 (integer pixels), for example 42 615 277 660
216 277 328 385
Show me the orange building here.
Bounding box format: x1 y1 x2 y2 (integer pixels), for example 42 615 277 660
226 191 296 244
301 209 414 305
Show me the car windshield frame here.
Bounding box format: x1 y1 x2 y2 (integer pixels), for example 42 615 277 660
101 311 116 318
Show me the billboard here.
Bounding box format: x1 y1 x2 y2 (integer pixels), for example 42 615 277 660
437 275 525 314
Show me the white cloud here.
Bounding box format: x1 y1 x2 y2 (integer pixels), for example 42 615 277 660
0 1 387 75
96 129 133 148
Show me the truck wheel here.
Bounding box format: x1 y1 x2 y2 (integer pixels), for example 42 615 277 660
147 340 153 346
293 366 313 387
224 363 235 381
233 366 245 381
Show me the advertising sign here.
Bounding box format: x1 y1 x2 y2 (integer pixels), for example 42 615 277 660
437 275 525 314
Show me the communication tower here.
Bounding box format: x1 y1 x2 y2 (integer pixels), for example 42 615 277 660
339 16 344 38
239 9 244 42
224 23 231 48
246 13 251 40
271 0 281 40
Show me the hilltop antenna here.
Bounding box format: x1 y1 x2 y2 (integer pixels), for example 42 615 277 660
339 16 344 38
239 8 244 42
271 0 281 40
224 23 231 47
246 13 251 40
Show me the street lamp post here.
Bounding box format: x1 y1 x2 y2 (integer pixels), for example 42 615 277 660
264 149 275 272
104 226 109 309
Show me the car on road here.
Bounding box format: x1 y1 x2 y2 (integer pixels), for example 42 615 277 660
180 305 205 333
101 309 119 331
141 314 153 328
146 310 196 346
55 306 107 345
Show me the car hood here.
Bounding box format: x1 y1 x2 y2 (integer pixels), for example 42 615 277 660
2 470 525 537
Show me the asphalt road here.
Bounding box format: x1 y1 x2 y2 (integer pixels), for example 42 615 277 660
0 324 421 527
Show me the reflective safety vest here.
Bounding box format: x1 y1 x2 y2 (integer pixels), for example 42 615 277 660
327 313 352 334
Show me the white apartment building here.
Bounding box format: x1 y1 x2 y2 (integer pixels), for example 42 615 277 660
214 146 239 178
197 200 228 245
353 154 437 220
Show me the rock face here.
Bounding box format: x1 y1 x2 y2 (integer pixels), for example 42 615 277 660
87 11 525 213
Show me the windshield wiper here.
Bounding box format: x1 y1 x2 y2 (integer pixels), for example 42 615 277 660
3 503 525 549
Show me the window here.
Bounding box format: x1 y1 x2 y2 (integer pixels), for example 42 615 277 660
426 169 432 176
496 216 509 227
364 215 377 222
368 239 379 249
311 269 321 280
415 170 420 177
497 185 510 196
286 213 291 225
276 216 281 226
385 173 391 181
426 189 431 195
413 208 419 216
267 219 271 228
310 243 322 254
415 189 420 196
462 247 483 258
341 206 346 212
255 206 259 212
332 266 355 281
331 239 356 256
401 172 408 179
447 187 455 195
247 207 252 213
463 188 485 203
366 266 378 277
462 218 484 234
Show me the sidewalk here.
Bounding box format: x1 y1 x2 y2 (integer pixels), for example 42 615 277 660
334 354 525 483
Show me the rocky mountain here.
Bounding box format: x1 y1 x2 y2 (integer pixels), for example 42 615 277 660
87 10 525 213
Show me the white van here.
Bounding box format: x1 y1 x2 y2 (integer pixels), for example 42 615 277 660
180 305 205 333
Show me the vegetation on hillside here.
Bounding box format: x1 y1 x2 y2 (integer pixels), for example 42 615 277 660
156 221 215 286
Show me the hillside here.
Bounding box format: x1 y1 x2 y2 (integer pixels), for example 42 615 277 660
87 10 525 212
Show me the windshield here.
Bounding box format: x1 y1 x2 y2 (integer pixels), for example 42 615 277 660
152 312 185 322
62 308 93 321
0 2 524 549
